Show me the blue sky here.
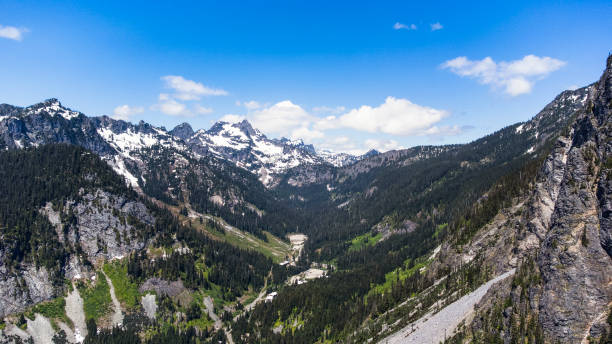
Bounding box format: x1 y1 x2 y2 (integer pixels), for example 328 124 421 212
1 0 610 153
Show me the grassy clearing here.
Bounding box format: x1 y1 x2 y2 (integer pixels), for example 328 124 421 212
103 260 140 310
434 223 448 239
348 232 383 252
78 272 112 321
366 256 431 299
26 297 71 327
181 213 292 264
274 308 305 335
186 292 214 330
187 315 214 331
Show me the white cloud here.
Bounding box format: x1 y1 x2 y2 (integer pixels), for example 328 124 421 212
318 136 362 155
423 125 464 136
291 127 324 141
394 22 417 30
151 99 214 117
364 139 404 152
219 114 246 123
237 100 262 110
249 100 314 135
312 105 346 114
316 136 404 155
112 105 144 121
161 75 228 100
151 99 189 116
430 22 443 31
313 115 339 131
229 97 450 153
504 77 532 96
194 104 213 115
0 25 27 41
335 96 448 135
441 55 566 96
239 97 448 145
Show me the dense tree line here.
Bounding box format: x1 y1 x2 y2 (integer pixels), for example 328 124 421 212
0 144 136 285
135 203 278 297
0 143 279 304
73 316 227 344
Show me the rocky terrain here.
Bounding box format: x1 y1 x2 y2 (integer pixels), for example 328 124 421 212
376 55 612 344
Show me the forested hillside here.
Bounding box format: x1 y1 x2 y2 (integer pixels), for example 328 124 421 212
0 57 610 344
0 144 287 343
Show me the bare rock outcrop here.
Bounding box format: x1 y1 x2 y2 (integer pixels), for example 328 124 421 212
537 55 612 343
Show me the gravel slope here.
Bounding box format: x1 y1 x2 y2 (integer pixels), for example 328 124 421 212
65 284 87 343
379 269 516 344
102 271 124 327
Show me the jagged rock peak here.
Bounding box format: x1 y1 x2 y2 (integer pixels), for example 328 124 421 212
206 120 230 134
42 98 61 106
362 149 380 158
169 122 194 140
279 137 316 154
23 98 81 120
234 119 257 137
0 103 22 116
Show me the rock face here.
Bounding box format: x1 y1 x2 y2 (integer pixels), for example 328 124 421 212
139 278 187 297
69 190 154 263
169 122 194 141
0 189 154 318
141 294 158 320
399 57 612 344
537 55 612 343
0 265 54 319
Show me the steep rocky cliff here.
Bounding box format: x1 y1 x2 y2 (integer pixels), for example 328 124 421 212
536 54 612 343
416 55 612 344
0 146 156 319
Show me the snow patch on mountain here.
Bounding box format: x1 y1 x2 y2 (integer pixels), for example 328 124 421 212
186 120 325 185
97 127 159 158
515 124 525 134
25 99 81 120
317 150 359 167
105 155 140 188
97 125 186 160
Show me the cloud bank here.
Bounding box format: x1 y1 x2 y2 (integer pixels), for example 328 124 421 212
113 105 144 121
149 76 223 117
441 55 566 96
227 96 457 154
162 75 228 100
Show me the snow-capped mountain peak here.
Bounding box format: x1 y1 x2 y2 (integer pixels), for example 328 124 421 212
0 100 378 188
183 120 323 185
316 149 380 167
24 98 81 120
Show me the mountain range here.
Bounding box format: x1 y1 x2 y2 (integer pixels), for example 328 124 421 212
0 102 378 187
0 56 610 344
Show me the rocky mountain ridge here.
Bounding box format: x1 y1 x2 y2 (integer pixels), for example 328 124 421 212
0 101 370 188
373 55 612 344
